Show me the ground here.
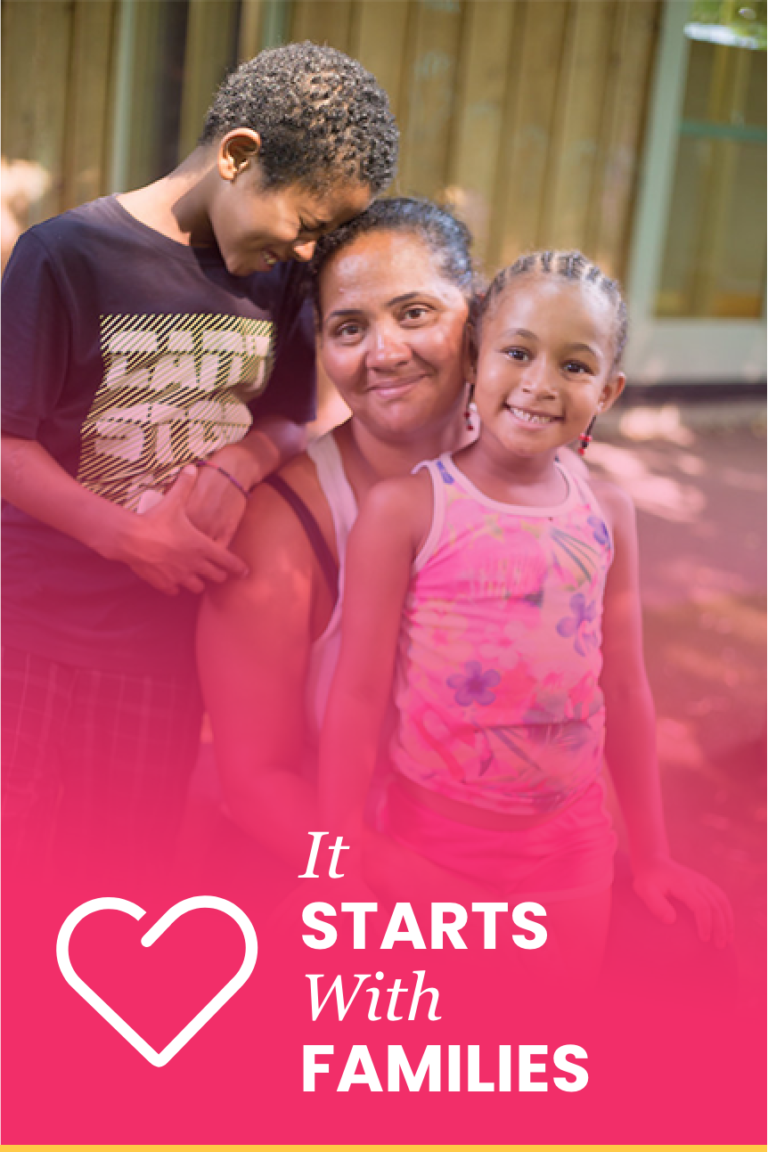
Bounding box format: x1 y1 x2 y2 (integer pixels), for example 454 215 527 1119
589 420 766 999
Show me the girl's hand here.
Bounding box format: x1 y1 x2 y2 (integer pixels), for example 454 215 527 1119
632 857 735 948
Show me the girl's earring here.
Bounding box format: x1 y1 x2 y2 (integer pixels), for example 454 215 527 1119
464 399 478 432
578 415 596 456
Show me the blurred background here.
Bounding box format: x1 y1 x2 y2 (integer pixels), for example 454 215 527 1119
2 0 765 994
2 0 766 387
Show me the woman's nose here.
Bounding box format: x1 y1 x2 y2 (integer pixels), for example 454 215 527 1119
367 322 411 367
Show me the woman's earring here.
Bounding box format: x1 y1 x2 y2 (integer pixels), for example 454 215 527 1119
464 399 478 432
578 415 597 456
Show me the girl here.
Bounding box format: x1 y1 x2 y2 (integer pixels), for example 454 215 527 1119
320 250 733 976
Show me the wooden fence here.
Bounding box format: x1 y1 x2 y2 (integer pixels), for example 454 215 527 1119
2 0 661 279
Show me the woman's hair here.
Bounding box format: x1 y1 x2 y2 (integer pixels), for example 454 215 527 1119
310 196 478 315
479 250 629 369
200 42 398 195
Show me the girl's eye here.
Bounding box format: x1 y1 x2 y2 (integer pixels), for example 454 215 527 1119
564 360 592 375
503 347 530 361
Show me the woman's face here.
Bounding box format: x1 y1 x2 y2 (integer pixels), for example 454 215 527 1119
318 231 470 438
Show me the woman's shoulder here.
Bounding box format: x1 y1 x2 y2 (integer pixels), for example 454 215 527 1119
233 444 337 567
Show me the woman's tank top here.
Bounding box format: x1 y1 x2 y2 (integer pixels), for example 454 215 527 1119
389 453 614 816
304 431 358 739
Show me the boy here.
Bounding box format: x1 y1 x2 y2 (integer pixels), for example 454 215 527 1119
1 42 398 863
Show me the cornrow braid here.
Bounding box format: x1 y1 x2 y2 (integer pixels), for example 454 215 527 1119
479 249 629 368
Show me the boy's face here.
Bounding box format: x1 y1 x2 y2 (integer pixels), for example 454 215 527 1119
209 143 371 276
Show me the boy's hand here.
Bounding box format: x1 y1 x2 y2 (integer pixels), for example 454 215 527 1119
186 444 256 546
632 857 735 948
117 466 248 595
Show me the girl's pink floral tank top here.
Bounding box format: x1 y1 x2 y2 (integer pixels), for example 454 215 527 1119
389 453 614 816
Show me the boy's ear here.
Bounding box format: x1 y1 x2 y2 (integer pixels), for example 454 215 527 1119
218 129 262 181
598 371 626 414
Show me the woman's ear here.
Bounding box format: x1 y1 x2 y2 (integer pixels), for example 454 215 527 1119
463 320 478 384
217 129 262 181
598 370 626 414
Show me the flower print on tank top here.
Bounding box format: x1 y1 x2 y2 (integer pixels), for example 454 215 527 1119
389 453 613 816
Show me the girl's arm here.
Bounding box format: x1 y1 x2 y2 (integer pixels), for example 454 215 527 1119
597 481 734 948
319 473 431 854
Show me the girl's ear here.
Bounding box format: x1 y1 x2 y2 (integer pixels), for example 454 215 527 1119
598 371 626 414
217 129 262 181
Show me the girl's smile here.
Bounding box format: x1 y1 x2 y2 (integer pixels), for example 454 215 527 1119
470 275 625 460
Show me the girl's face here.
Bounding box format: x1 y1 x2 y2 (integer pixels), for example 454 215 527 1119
318 231 470 439
470 275 625 458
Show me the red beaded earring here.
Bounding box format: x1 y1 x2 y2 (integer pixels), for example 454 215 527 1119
578 416 596 456
464 385 477 432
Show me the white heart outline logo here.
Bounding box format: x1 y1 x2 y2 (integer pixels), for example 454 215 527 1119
56 896 258 1067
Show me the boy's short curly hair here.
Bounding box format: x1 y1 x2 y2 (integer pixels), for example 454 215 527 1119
200 41 398 194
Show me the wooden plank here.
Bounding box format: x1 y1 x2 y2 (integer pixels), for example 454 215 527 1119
489 0 569 270
239 0 265 60
538 0 616 255
65 1 118 211
179 0 240 159
1 0 74 223
123 1 166 189
445 0 517 263
587 0 661 278
351 0 411 126
289 0 354 51
397 0 464 197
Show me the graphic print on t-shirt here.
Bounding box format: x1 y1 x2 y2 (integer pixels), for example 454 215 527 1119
78 313 274 510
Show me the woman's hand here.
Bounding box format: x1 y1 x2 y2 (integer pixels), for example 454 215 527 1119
632 857 735 948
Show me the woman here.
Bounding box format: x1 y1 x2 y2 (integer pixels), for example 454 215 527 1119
197 199 477 875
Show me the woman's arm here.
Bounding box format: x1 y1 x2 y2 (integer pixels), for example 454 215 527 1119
598 481 734 947
197 476 328 867
319 474 430 848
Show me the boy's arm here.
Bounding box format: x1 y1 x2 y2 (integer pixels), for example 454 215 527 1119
319 475 430 852
185 264 315 544
598 482 734 947
1 434 247 594
185 415 307 544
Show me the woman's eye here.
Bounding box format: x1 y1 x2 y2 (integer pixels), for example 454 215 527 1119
401 305 430 323
334 321 363 339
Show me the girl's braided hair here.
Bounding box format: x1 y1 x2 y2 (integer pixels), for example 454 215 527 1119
479 250 628 369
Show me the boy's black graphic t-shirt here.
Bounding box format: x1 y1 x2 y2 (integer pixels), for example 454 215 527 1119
2 196 316 674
